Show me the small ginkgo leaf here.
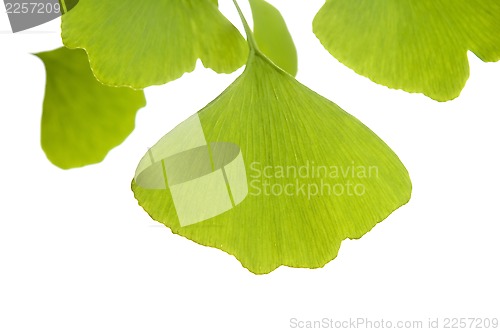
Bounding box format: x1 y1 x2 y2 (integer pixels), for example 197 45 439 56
36 47 146 169
132 49 412 274
61 0 248 88
313 0 500 101
249 0 298 76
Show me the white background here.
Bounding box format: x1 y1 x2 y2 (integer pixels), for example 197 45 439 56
1 1 499 331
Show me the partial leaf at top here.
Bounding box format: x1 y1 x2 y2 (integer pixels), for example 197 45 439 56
36 47 146 169
249 0 298 76
61 0 248 88
313 0 500 101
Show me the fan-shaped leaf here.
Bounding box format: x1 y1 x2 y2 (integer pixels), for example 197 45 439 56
61 0 248 88
36 47 146 169
313 0 500 101
132 51 411 274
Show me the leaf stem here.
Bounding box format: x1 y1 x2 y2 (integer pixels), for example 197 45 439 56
232 0 259 53
60 0 68 13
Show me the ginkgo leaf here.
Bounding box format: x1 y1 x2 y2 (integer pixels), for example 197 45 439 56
61 0 248 88
36 47 146 169
313 0 500 101
132 49 412 274
249 0 298 76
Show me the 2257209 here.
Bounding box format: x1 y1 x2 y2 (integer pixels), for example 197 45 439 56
5 2 61 14
443 318 498 329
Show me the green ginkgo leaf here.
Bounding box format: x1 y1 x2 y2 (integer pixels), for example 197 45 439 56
61 0 248 88
132 48 411 274
36 47 146 169
249 0 298 76
313 0 500 101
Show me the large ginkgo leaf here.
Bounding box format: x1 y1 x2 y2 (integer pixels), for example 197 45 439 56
249 0 298 76
61 0 248 88
313 0 500 101
36 47 146 169
132 49 411 274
